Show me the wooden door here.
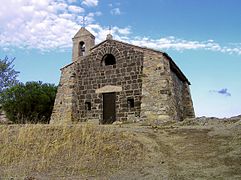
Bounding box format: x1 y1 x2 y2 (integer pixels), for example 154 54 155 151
103 93 116 124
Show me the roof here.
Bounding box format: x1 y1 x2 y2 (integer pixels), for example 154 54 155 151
73 27 95 39
91 39 191 85
163 53 191 85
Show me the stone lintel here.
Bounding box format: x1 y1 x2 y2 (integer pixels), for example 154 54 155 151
95 85 122 94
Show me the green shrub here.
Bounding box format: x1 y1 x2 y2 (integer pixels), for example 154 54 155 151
0 81 57 123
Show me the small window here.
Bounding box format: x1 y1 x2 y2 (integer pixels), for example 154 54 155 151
127 98 134 109
85 102 91 111
102 54 116 66
79 41 85 56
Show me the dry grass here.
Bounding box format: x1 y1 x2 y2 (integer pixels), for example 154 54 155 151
0 118 240 179
0 124 144 179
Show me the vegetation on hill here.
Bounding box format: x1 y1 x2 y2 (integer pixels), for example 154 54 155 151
0 124 144 179
0 117 240 179
0 81 57 123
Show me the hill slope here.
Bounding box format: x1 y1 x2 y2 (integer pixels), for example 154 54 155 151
0 117 241 179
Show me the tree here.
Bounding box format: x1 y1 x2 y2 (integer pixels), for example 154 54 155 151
0 56 19 93
0 81 57 124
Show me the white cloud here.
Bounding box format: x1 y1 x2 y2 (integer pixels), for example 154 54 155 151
0 0 241 56
82 0 98 7
0 0 128 51
112 26 130 35
68 5 84 13
0 0 99 51
67 0 76 3
111 8 121 15
86 24 131 44
127 36 241 55
95 11 102 16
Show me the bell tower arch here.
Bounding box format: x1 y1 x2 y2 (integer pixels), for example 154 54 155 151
72 27 95 61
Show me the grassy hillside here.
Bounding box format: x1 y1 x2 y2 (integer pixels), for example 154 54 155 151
0 124 144 179
0 117 241 179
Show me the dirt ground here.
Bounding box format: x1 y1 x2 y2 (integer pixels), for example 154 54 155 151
101 117 241 180
0 116 241 180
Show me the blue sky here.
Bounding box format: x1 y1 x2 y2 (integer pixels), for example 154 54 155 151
0 0 241 117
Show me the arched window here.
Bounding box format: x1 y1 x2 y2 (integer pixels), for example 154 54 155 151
79 41 85 56
102 54 116 66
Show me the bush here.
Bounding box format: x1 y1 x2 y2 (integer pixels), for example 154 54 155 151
0 81 57 123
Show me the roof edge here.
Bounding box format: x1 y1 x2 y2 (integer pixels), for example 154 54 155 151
73 27 95 39
163 53 191 85
60 62 74 70
90 39 165 54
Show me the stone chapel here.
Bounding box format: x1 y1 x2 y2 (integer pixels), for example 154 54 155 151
50 27 195 124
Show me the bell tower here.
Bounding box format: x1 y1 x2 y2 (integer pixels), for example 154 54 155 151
72 27 95 61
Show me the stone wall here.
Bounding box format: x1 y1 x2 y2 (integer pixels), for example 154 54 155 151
50 35 195 124
170 71 185 121
0 105 9 124
141 50 195 122
169 68 195 121
140 52 172 122
182 83 195 118
50 63 76 124
72 40 144 123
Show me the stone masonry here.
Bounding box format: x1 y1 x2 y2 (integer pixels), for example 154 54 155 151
0 105 9 124
50 27 195 124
